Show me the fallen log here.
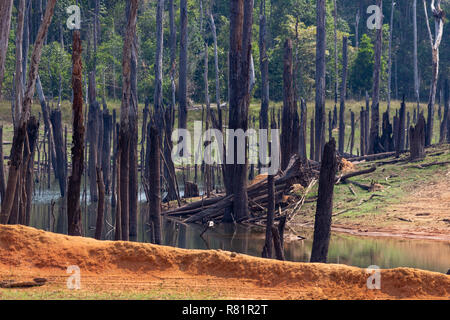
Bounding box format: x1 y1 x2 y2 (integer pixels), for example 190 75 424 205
336 166 376 183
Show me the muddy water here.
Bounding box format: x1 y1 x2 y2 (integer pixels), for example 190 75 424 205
29 190 450 274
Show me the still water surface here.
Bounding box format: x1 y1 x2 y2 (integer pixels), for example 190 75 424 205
29 188 450 274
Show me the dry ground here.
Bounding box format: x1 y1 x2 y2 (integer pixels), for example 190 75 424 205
0 225 449 300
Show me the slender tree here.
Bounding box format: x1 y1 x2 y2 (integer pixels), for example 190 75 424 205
413 0 420 113
0 0 13 99
338 36 348 154
179 0 188 131
117 0 138 241
315 0 326 161
368 0 383 155
424 0 444 146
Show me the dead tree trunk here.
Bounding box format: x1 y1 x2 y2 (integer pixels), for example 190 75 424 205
67 30 84 237
360 108 366 156
338 36 348 154
413 0 420 111
0 0 56 224
310 116 315 160
87 72 99 202
369 0 383 155
310 138 337 263
222 0 254 223
178 0 188 131
424 0 444 146
0 0 13 98
95 167 105 240
281 39 297 170
396 96 406 156
50 109 66 197
0 126 5 202
117 0 138 241
24 117 38 226
350 111 355 155
262 173 274 259
439 79 448 143
102 109 112 194
259 0 269 133
299 99 307 160
315 0 326 161
148 123 162 244
410 113 426 161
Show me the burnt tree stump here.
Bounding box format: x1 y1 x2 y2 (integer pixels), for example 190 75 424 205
410 113 426 161
310 138 338 263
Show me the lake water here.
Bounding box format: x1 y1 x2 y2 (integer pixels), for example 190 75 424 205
28 188 450 274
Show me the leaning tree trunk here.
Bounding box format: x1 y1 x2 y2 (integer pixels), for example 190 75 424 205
67 30 84 237
310 138 337 263
117 0 138 241
314 0 326 162
424 0 444 146
338 36 348 154
369 0 383 155
0 0 14 98
0 0 56 225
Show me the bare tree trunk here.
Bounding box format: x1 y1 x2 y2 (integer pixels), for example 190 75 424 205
315 0 326 161
87 72 99 202
13 0 26 129
281 39 297 170
179 0 188 131
410 113 426 161
299 99 307 160
369 0 383 155
117 0 138 241
102 109 112 194
413 0 420 111
148 123 162 244
310 139 337 263
259 0 269 132
95 167 105 240
0 0 13 98
223 0 254 223
67 30 84 237
396 96 406 156
262 159 274 259
24 117 38 226
0 126 5 201
338 36 348 154
360 108 366 156
50 109 66 197
441 79 449 143
387 0 395 112
333 0 338 110
0 0 56 225
424 0 444 146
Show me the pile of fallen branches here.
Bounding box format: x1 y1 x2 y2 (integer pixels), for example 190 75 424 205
163 156 314 224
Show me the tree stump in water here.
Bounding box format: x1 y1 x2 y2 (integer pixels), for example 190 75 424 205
410 114 426 161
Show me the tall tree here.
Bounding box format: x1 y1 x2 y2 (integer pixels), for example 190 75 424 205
67 30 84 236
118 0 138 241
413 0 420 112
259 0 269 133
223 0 254 222
0 0 13 99
368 0 383 155
310 139 337 263
387 0 395 112
0 0 57 225
315 0 326 161
13 0 26 129
424 0 445 146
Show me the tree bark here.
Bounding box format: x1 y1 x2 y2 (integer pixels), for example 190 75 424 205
413 0 420 111
259 0 269 133
117 0 138 241
67 30 84 237
0 0 13 98
179 0 188 131
410 113 426 161
310 138 337 263
314 0 326 161
222 0 254 223
95 167 105 240
50 108 66 197
369 0 383 155
148 123 162 245
338 36 348 154
0 0 56 225
441 79 449 143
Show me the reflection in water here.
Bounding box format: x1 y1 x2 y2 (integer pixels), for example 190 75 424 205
29 195 450 274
